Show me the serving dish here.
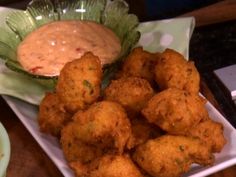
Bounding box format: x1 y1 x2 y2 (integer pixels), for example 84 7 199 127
0 0 140 89
0 122 10 177
0 3 236 177
2 95 236 177
0 5 195 105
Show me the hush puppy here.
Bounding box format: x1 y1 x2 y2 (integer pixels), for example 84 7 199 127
188 119 226 153
61 123 103 163
154 49 200 94
38 92 72 137
56 52 102 113
72 101 132 153
118 47 160 84
104 77 154 117
71 154 144 177
142 88 209 135
133 135 214 177
127 116 163 149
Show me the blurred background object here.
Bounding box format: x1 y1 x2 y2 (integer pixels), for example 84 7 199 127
0 0 30 9
0 0 223 21
126 0 221 21
1 0 233 25
146 0 220 19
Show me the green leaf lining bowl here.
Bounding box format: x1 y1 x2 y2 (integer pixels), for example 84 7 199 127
0 0 140 89
0 123 10 177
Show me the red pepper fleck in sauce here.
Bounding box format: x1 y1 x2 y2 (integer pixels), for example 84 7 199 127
29 66 43 73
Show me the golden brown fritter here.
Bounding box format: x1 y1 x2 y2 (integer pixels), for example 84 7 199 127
188 119 226 153
56 52 102 113
133 135 214 177
38 92 72 137
61 123 103 163
127 116 164 149
72 101 132 153
70 154 144 177
154 49 200 94
118 47 160 84
104 77 154 117
142 88 209 135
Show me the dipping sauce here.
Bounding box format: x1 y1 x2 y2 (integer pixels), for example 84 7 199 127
17 20 121 76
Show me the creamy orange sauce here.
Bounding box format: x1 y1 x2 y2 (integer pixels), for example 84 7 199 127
17 20 121 76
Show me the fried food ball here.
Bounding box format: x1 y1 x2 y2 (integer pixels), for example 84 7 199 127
72 101 132 153
104 77 154 117
154 49 200 94
70 154 144 177
188 119 226 153
133 135 214 177
142 88 209 135
118 47 160 84
61 123 103 163
127 116 164 149
38 92 72 137
56 52 102 113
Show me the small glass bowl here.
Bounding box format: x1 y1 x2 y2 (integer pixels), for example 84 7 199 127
0 0 140 88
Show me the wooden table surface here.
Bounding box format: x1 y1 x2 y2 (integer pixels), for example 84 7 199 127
1 0 236 177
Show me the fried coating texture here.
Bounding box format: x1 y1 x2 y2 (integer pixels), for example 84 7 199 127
118 47 160 84
142 88 208 135
72 101 132 153
127 116 163 149
133 135 214 177
188 119 226 153
104 77 154 117
61 123 103 163
56 52 102 113
154 49 200 94
38 92 72 137
70 154 144 177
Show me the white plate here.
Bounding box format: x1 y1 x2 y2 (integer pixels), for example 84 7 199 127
3 95 236 177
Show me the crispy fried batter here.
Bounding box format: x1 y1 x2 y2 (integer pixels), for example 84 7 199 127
142 88 209 135
61 123 103 163
70 154 144 177
38 47 227 177
56 52 102 113
127 116 164 149
72 101 132 153
38 92 72 137
154 49 200 94
189 119 226 153
118 47 160 84
104 77 154 117
133 135 214 177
